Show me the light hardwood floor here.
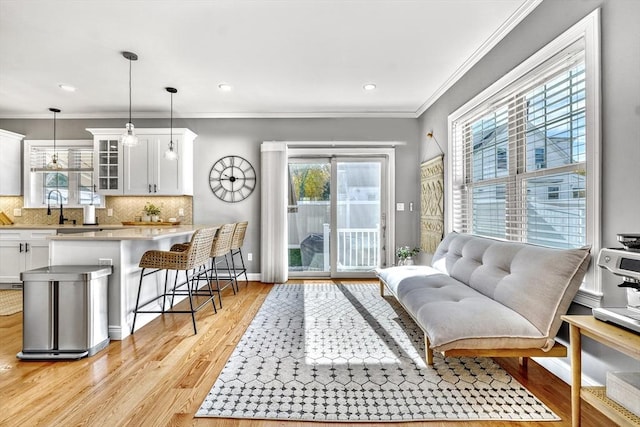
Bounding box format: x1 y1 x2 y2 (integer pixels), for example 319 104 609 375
0 281 609 427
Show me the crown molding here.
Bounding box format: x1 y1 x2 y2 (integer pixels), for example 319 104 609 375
0 110 418 120
414 0 543 117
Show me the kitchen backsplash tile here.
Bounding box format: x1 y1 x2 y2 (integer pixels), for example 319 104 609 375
0 196 192 225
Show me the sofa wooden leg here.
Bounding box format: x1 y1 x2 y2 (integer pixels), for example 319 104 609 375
425 335 434 365
379 280 385 297
519 356 529 370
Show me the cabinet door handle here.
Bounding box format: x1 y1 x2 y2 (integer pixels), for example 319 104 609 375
25 243 29 252
19 243 23 253
93 184 97 193
153 184 157 193
149 184 152 193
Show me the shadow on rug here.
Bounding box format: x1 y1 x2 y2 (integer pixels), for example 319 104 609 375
197 283 558 422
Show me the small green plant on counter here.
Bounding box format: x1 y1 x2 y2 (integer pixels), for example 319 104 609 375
143 202 161 216
396 246 420 260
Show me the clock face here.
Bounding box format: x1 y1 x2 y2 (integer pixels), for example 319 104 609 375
209 155 256 202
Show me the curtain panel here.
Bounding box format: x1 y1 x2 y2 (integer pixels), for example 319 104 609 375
260 141 289 283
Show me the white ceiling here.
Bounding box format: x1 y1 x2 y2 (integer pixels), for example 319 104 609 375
0 0 539 119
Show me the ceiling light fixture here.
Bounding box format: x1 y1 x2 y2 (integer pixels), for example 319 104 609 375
218 83 233 92
58 84 76 92
363 83 377 91
121 51 139 146
47 107 62 169
164 87 178 160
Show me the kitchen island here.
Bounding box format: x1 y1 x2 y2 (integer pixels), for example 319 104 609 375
49 225 208 339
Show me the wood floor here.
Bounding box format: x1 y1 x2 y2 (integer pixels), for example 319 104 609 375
0 281 610 427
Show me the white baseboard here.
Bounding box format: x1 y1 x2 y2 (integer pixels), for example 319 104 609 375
247 273 261 281
533 356 600 387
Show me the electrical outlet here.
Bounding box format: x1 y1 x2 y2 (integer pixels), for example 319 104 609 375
13 208 22 217
99 258 113 266
107 208 113 217
178 208 184 216
247 253 253 261
396 203 405 211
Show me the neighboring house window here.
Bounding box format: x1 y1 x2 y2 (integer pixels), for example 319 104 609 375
447 10 601 304
535 147 546 169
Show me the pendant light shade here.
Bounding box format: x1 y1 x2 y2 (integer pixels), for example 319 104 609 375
121 51 139 146
47 108 62 169
164 87 178 160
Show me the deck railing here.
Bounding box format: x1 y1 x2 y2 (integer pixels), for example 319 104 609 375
323 224 380 271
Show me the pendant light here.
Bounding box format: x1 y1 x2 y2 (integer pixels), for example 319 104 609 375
164 87 178 160
121 51 139 146
47 108 62 169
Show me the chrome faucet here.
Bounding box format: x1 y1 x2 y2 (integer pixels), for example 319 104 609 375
46 189 69 225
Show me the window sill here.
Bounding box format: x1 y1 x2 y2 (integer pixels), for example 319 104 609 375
574 288 604 308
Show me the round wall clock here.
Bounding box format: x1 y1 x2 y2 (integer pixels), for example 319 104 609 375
208 155 256 202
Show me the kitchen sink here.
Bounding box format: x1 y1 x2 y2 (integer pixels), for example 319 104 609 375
56 227 102 234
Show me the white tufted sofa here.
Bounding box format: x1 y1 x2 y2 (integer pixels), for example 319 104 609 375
375 232 591 366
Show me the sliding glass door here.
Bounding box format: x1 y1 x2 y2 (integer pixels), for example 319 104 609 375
288 155 388 278
288 159 331 274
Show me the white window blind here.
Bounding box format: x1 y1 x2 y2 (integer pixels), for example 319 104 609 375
452 41 586 249
447 9 601 304
23 140 102 208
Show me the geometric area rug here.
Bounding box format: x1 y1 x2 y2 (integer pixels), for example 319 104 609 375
0 290 22 316
197 283 558 422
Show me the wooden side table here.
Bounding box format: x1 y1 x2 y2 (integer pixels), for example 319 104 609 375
562 315 640 426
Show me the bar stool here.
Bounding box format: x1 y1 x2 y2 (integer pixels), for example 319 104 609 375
131 227 217 335
209 223 237 307
229 221 249 287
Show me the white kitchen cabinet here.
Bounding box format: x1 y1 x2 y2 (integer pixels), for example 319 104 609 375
91 134 123 195
0 229 55 284
87 128 195 195
0 129 25 195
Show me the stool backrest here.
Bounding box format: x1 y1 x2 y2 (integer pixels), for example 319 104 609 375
185 227 218 269
211 223 235 257
230 221 248 250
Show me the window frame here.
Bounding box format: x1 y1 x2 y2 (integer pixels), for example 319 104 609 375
23 139 103 209
446 9 601 305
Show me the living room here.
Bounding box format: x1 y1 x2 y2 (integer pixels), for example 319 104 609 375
0 0 638 425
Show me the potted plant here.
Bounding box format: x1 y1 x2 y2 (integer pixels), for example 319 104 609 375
143 202 161 222
396 246 420 266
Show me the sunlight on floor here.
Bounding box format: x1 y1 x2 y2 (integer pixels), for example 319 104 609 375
302 283 425 367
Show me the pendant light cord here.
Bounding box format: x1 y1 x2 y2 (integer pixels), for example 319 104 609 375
170 90 173 145
53 109 56 154
128 57 132 124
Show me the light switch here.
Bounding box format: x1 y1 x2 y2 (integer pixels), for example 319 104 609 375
396 203 405 211
13 208 22 217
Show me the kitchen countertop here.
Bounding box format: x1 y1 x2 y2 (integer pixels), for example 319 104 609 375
0 224 129 230
47 224 205 241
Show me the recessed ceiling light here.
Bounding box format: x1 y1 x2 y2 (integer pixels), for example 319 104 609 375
58 84 76 92
363 83 377 91
218 83 233 92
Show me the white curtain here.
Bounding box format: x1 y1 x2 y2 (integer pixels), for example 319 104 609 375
260 141 288 283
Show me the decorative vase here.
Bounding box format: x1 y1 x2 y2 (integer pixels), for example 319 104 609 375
142 214 151 222
151 215 160 222
404 257 414 265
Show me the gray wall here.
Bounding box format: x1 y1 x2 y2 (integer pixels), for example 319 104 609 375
0 117 421 274
418 0 640 383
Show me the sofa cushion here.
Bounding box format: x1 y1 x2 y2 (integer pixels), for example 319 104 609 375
431 232 590 342
376 266 551 351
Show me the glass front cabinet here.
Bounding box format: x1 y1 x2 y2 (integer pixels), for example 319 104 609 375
94 135 123 195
